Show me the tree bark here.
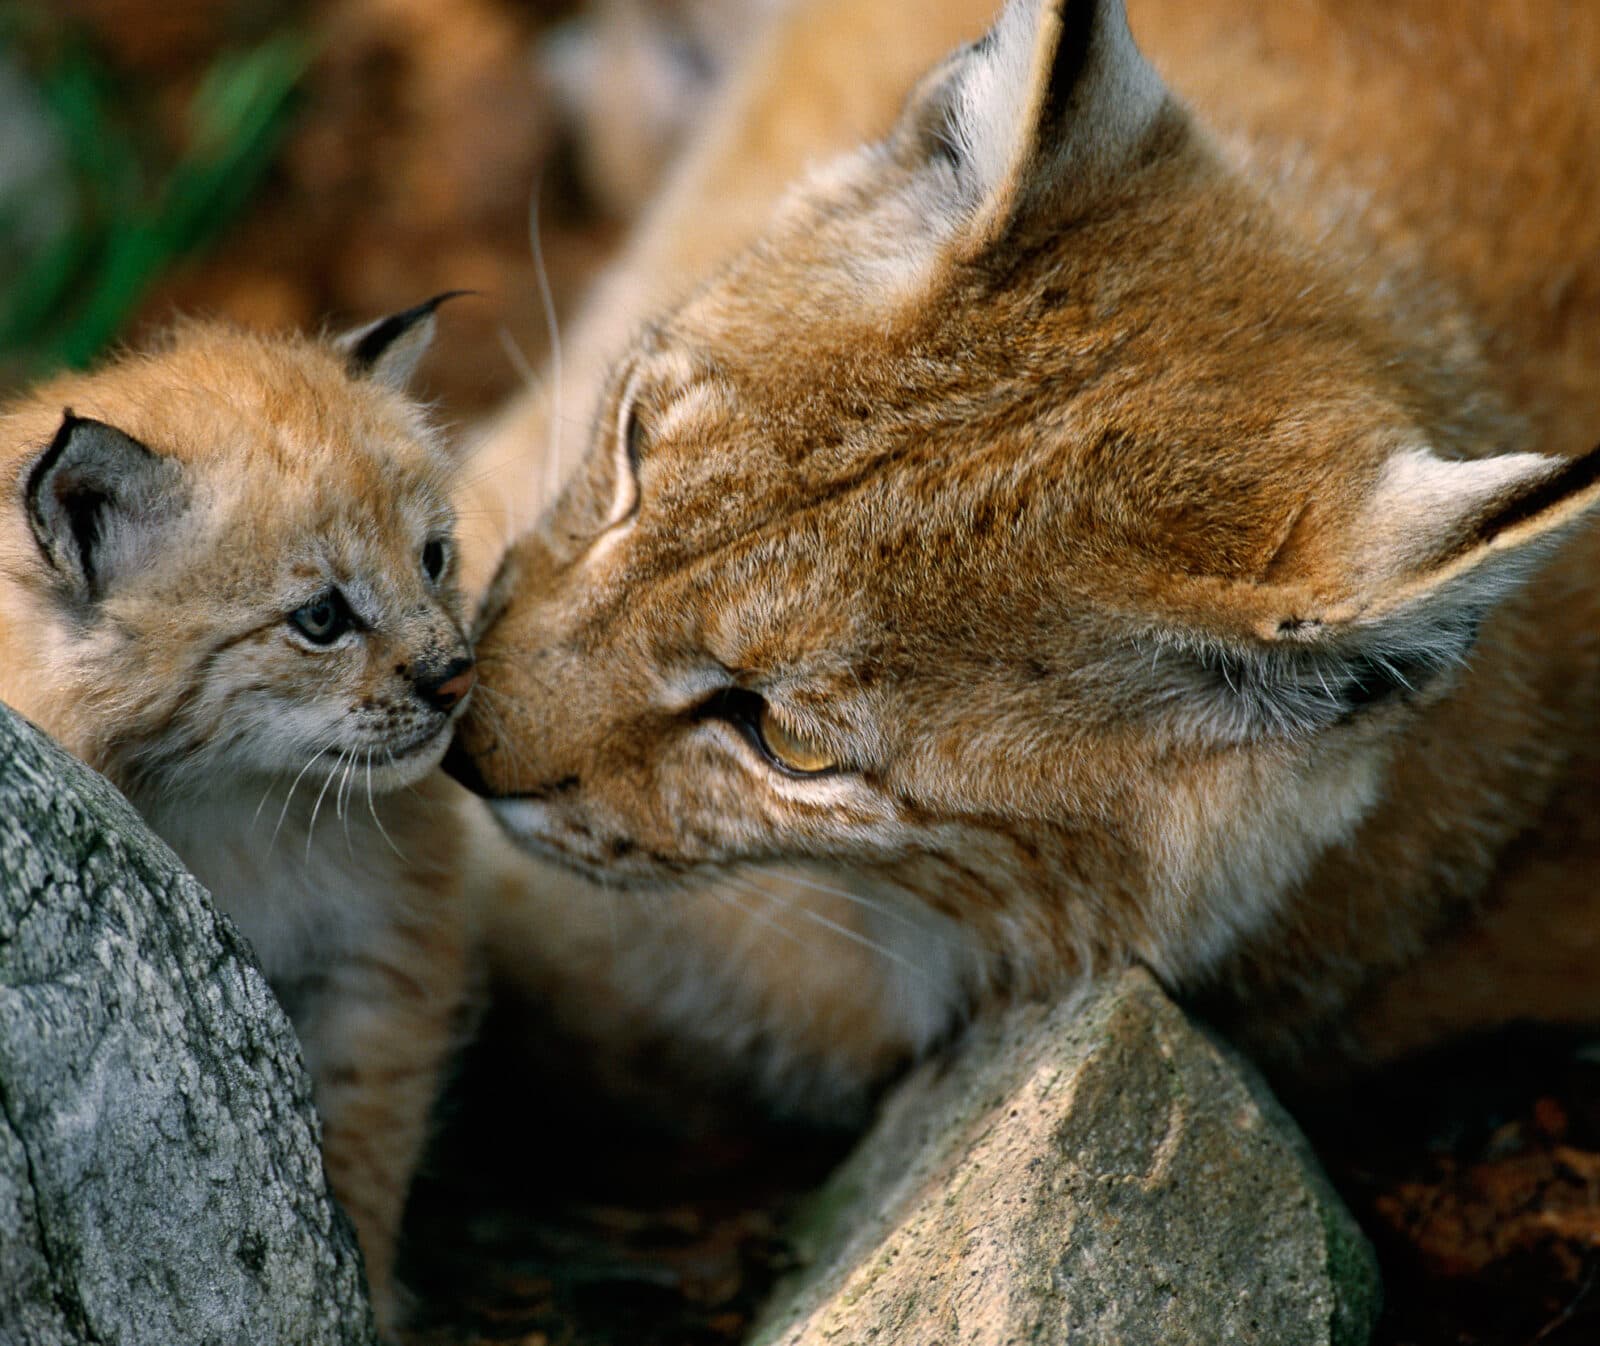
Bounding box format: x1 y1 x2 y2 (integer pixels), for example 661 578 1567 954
0 702 377 1346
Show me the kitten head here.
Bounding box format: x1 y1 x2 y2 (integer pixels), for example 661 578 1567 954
454 0 1600 985
2 299 476 798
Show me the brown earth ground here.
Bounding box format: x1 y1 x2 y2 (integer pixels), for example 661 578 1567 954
34 3 1600 1343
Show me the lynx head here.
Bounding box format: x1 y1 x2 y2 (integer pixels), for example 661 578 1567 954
455 0 1600 986
2 299 476 798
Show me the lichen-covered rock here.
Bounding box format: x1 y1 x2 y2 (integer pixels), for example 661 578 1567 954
755 967 1380 1346
0 702 377 1346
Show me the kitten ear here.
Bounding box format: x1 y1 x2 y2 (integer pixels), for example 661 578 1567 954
26 411 187 601
337 291 469 391
896 0 1170 251
1174 442 1600 736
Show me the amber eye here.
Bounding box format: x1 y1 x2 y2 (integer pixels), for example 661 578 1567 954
701 688 838 775
758 703 838 774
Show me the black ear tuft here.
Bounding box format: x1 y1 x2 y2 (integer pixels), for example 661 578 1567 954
26 410 186 601
338 291 472 391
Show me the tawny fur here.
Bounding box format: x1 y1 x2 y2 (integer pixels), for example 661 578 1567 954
0 319 480 1331
457 0 1600 1113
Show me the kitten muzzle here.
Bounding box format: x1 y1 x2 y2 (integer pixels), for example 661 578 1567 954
415 656 476 713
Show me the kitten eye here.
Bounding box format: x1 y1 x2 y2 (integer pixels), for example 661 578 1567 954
289 590 353 645
422 537 448 583
703 688 839 776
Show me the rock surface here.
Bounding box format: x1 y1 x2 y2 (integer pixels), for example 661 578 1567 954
753 967 1381 1346
0 703 377 1346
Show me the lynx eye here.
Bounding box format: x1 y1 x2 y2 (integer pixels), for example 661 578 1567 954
703 688 839 776
422 537 448 583
289 590 354 645
758 704 838 774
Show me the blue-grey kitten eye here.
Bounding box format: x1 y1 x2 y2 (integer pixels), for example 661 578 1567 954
422 537 448 583
290 590 352 645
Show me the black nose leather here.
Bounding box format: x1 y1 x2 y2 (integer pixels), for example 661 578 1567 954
440 734 492 797
414 655 476 712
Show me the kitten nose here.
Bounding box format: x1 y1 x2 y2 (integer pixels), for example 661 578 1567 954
415 656 477 712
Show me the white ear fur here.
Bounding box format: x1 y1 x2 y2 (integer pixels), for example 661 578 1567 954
1343 446 1600 620
926 0 1168 245
1176 442 1600 739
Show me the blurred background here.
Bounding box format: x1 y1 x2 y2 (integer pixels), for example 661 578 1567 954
0 0 772 411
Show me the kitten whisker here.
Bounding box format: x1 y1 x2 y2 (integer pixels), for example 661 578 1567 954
496 325 537 389
271 742 337 851
338 751 360 857
307 746 350 859
364 751 406 860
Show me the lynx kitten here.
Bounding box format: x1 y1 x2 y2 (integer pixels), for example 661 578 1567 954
0 301 477 1330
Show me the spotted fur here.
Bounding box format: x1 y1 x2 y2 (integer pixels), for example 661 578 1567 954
0 314 478 1332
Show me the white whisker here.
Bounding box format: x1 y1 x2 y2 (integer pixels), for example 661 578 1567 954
338 750 359 856
271 742 335 851
497 325 537 388
773 867 923 931
365 749 405 860
710 882 805 951
306 747 349 859
724 871 928 980
530 173 566 511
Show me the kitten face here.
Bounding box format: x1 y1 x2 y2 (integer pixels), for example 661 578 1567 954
146 462 472 793
3 312 474 798
453 0 1600 989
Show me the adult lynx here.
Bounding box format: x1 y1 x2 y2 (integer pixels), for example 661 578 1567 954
453 0 1600 1105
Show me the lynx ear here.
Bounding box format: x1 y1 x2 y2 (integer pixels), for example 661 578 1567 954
1272 444 1600 641
898 0 1169 249
1329 446 1600 612
1177 443 1600 736
26 412 187 601
337 291 468 391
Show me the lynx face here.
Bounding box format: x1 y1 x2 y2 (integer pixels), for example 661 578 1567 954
2 307 476 799
455 0 1600 988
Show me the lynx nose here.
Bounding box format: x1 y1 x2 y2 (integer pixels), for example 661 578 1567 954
415 656 477 712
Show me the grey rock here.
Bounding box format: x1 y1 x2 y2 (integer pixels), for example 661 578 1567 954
754 967 1380 1346
0 703 377 1346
